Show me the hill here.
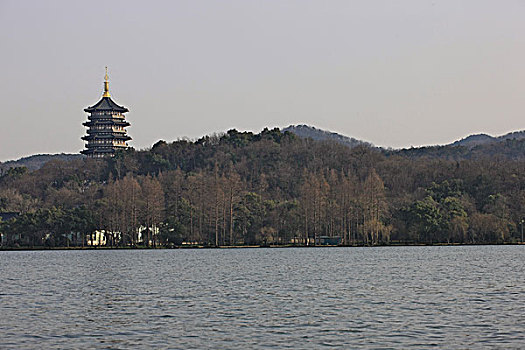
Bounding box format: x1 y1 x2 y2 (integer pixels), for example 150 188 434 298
451 134 496 148
0 154 83 172
394 130 525 160
498 130 525 142
451 130 525 148
283 125 373 148
1 126 523 172
284 124 525 160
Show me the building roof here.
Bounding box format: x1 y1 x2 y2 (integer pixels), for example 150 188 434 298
84 97 129 113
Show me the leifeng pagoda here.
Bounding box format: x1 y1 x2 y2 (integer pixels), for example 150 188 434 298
81 68 131 158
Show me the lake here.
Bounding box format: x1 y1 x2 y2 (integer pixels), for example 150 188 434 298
0 246 523 349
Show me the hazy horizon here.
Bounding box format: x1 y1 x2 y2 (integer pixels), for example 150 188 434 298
1 1 524 162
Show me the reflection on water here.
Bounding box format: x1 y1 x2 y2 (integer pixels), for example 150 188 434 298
0 246 524 349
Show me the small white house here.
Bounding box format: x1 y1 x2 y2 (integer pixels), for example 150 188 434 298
86 230 108 246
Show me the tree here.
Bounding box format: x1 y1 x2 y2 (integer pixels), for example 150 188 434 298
406 196 442 243
140 175 165 247
361 169 389 244
236 192 265 244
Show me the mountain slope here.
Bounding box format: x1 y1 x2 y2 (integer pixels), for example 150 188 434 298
0 154 83 172
284 124 525 160
451 134 495 148
283 125 373 148
1 127 523 171
498 130 525 141
451 130 525 148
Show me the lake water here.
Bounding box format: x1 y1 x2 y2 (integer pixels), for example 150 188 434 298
0 246 524 349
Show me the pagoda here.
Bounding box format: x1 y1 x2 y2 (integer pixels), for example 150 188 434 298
81 68 131 158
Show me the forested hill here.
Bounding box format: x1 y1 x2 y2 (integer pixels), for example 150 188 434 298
394 129 525 160
0 154 83 172
285 124 525 160
0 127 523 248
283 125 373 149
391 136 525 160
452 130 525 148
1 127 523 172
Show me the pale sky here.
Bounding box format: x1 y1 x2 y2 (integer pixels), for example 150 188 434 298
1 0 524 161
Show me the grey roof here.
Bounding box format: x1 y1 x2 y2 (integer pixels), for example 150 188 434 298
84 97 129 113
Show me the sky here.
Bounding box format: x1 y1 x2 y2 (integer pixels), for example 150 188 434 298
0 0 524 161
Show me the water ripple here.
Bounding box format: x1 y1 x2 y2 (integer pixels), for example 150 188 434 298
0 246 524 349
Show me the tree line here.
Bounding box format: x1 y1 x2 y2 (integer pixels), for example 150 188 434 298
0 128 524 247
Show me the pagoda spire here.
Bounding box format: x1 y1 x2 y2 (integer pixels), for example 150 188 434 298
103 66 111 97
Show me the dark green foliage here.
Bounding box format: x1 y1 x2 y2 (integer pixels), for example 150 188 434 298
159 216 186 246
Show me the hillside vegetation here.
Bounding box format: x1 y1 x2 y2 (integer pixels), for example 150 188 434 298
283 124 372 149
0 154 83 172
0 127 524 247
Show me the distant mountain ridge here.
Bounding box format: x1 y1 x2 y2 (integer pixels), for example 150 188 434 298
451 134 495 148
1 126 524 171
284 124 525 150
452 130 525 148
0 154 83 172
284 124 525 160
283 124 373 148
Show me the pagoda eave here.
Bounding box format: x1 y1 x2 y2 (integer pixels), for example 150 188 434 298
82 134 132 141
83 121 130 127
84 97 129 113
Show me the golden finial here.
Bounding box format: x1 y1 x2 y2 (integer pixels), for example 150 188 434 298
103 66 111 97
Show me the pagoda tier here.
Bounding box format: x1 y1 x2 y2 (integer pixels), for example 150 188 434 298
85 129 130 135
81 68 132 158
83 120 130 127
82 133 132 140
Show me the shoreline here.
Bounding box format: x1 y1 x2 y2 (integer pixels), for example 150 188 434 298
1 242 523 251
